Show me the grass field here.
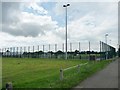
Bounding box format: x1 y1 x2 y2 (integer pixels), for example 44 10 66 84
2 58 112 88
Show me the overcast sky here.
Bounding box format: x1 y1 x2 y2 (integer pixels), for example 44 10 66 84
0 1 118 51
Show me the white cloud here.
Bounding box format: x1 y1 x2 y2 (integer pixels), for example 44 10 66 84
2 2 58 37
1 2 118 50
22 2 48 15
58 3 118 47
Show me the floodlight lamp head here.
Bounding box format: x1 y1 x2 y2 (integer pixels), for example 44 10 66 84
67 4 70 6
63 5 66 7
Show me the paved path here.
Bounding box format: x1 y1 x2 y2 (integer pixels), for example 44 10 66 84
74 59 118 88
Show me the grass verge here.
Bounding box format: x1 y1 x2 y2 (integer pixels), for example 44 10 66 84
2 58 112 88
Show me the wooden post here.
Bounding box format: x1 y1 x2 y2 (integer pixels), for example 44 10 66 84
77 64 80 73
60 68 63 80
6 82 13 90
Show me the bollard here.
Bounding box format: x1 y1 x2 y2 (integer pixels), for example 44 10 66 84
77 64 80 73
60 68 63 81
6 82 13 90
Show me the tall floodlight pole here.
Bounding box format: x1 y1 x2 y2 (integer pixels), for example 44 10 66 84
63 4 70 60
105 34 108 59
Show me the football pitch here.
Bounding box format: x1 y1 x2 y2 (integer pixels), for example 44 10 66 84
2 58 112 88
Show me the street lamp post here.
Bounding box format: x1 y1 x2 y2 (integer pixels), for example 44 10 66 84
105 34 108 59
63 4 70 60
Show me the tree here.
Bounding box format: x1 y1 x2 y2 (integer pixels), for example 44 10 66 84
74 50 79 56
55 50 64 55
6 50 10 52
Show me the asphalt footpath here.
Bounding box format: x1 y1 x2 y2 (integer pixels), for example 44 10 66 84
74 59 118 88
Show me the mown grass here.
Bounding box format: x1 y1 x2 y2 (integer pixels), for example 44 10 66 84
2 58 112 88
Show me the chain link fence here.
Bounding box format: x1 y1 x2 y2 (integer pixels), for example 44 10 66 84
0 41 116 60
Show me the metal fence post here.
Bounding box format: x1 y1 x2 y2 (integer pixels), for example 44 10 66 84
49 44 51 58
33 46 34 53
1 48 2 57
0 48 1 57
24 46 26 58
105 43 107 60
14 47 15 58
5 48 7 57
17 47 18 58
70 43 72 52
70 42 72 59
49 44 50 52
38 45 39 58
33 46 34 58
8 48 10 57
15 47 17 57
89 41 90 60
55 44 57 58
20 47 21 58
79 42 81 59
55 44 57 52
10 47 12 57
62 43 64 52
102 42 105 59
62 43 64 58
14 47 15 57
28 46 30 58
12 47 13 57
43 45 45 58
100 41 101 60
